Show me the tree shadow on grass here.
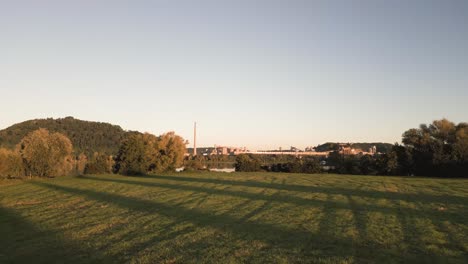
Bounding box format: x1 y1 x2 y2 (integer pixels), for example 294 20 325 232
33 181 358 261
0 206 113 264
115 219 198 263
135 174 468 205
32 181 453 263
78 176 466 224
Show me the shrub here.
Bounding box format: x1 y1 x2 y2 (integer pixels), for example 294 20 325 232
235 154 262 172
301 159 322 174
184 157 205 171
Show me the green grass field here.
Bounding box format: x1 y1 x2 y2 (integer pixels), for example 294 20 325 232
1 172 467 263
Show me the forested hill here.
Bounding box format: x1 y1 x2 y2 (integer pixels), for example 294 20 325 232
0 117 126 155
314 142 394 153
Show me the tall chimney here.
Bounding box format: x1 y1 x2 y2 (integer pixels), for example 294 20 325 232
193 122 197 156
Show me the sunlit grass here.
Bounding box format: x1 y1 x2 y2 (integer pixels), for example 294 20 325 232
1 172 467 263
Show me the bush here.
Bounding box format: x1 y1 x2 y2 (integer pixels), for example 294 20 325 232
235 154 262 172
184 157 205 171
266 158 322 174
301 159 322 174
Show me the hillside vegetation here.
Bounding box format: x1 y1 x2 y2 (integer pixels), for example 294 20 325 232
0 172 467 263
314 142 394 153
0 117 126 155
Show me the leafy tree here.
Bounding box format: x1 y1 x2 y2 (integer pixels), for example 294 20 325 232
113 134 147 176
235 154 262 172
85 152 113 174
114 131 187 175
276 159 303 173
359 155 377 175
401 119 467 177
150 132 186 172
391 144 414 175
75 153 88 175
342 156 361 175
17 128 73 177
0 148 24 178
453 123 468 162
383 151 399 175
301 159 322 174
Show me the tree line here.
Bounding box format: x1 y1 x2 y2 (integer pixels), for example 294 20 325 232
1 118 466 178
0 128 186 178
235 119 467 177
313 142 393 153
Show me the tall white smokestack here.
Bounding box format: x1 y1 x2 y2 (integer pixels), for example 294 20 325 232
193 122 197 156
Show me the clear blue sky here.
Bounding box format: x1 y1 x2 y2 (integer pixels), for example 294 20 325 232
1 0 467 150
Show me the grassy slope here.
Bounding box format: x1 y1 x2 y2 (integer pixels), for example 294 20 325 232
0 172 467 264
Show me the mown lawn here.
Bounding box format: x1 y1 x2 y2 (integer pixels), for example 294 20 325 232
0 172 467 263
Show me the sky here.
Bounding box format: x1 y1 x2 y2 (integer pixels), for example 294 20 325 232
1 0 467 150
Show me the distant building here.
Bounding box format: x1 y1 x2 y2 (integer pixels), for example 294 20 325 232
339 146 365 155
211 145 249 156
